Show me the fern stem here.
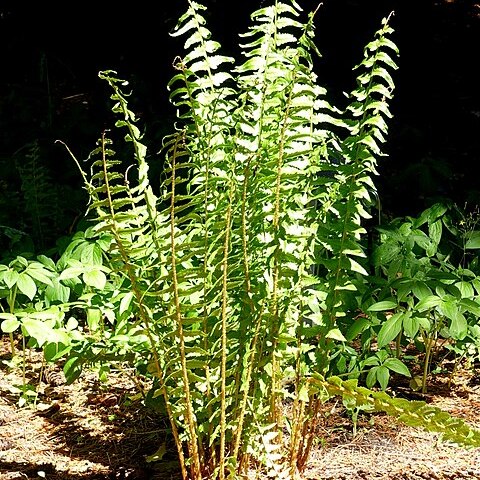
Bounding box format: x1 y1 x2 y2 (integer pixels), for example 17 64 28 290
169 134 202 480
296 396 322 471
218 193 234 480
269 73 296 428
231 157 265 463
289 397 305 475
289 306 309 474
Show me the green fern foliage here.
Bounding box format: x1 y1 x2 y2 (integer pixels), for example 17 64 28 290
69 2 397 478
63 2 480 479
15 141 60 251
166 2 335 476
312 15 400 373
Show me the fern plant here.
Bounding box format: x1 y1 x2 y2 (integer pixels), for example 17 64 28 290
62 1 480 479
15 140 60 252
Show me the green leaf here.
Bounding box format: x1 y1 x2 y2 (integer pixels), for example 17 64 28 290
24 263 54 286
367 300 397 312
412 281 432 301
384 358 411 377
37 255 56 270
83 270 107 290
66 317 78 331
80 243 104 265
171 17 201 39
412 229 433 253
119 292 134 315
44 341 71 362
403 314 419 339
45 280 71 303
349 258 369 276
362 356 380 367
346 316 370 341
314 375 480 448
428 220 442 246
1 315 20 333
326 328 347 342
418 316 432 331
465 231 480 249
455 281 474 299
459 298 480 317
298 383 310 403
416 295 441 311
16 273 37 300
414 203 447 227
59 267 83 281
377 312 403 348
3 270 19 289
145 442 167 463
473 278 480 295
63 356 83 384
439 299 460 321
372 242 401 266
396 280 413 302
366 366 378 388
87 309 102 332
376 365 390 390
21 318 52 347
448 311 468 340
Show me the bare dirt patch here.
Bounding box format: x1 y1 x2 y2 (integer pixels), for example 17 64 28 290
1 337 480 480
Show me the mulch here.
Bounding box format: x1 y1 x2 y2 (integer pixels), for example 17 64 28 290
1 337 480 480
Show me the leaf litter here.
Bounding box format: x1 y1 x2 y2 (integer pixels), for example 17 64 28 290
1 337 480 480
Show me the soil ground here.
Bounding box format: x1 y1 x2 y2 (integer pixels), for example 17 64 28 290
1 337 480 480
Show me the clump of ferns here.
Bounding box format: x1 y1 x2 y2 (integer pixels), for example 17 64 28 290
62 1 480 479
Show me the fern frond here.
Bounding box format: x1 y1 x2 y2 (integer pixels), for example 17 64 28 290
311 15 399 373
15 141 60 250
311 374 480 448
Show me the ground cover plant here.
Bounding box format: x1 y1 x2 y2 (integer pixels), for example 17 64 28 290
2 1 480 480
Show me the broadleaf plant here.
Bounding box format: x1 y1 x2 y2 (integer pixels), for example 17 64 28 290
60 1 480 479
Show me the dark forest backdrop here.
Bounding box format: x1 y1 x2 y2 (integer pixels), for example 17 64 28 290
0 0 479 252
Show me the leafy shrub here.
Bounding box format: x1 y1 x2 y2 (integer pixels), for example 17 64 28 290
358 202 480 393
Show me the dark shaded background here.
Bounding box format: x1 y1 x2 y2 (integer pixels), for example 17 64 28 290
0 0 479 250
